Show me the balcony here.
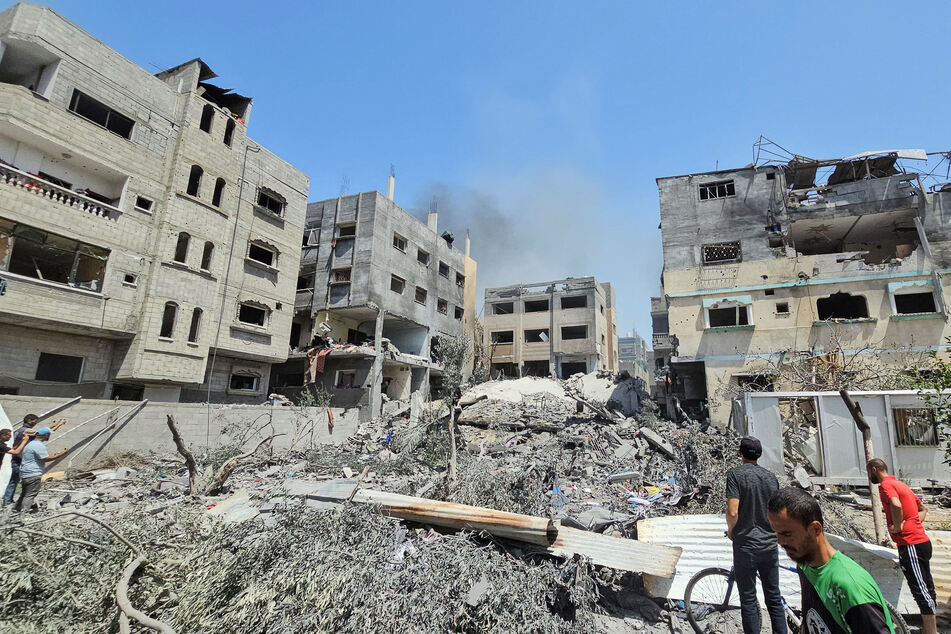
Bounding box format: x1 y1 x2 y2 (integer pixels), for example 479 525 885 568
0 162 121 221
295 288 315 310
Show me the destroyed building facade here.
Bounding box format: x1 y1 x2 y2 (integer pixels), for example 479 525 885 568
618 330 651 385
0 3 308 403
654 144 951 427
269 190 477 416
484 277 619 379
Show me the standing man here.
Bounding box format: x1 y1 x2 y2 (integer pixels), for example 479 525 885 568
14 427 68 513
0 427 31 464
768 487 894 633
867 459 938 634
725 436 786 634
3 413 38 506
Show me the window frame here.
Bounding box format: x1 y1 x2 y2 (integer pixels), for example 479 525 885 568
702 241 742 265
705 302 752 328
237 301 269 328
892 407 939 447
393 233 407 252
390 274 406 294
698 179 736 201
35 352 84 383
255 188 286 217
414 286 427 305
247 240 279 268
67 89 135 139
229 373 259 392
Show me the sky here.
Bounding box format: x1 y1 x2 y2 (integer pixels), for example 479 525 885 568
27 0 951 340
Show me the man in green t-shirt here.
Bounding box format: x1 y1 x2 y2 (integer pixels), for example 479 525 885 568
768 487 893 634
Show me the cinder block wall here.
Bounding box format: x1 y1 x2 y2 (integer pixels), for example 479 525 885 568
0 396 359 465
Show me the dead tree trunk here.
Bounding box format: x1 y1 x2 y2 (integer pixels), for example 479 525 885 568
448 403 458 482
203 433 283 495
165 415 198 495
839 389 887 544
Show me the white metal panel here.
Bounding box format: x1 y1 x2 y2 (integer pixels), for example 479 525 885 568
746 395 784 475
0 402 10 496
815 395 864 478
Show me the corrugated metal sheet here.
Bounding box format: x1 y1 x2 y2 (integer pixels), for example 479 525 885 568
548 522 681 578
638 514 921 614
929 530 951 618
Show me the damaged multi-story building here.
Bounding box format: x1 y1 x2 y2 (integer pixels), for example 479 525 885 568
269 185 477 417
653 143 951 427
0 3 308 402
484 277 619 379
618 330 651 386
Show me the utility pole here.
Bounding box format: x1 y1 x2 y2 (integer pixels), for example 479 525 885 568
839 389 887 544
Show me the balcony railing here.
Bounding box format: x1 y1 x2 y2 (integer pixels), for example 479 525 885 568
0 162 121 221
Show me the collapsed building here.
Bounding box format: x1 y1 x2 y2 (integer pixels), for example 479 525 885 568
0 2 308 403
484 277 619 379
652 141 951 430
269 189 477 417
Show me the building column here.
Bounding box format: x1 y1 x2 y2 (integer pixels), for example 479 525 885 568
369 308 385 418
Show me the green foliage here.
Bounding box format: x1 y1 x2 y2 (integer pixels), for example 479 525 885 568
436 334 470 404
907 340 951 463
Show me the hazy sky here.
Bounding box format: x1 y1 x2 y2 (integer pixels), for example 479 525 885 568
31 1 951 339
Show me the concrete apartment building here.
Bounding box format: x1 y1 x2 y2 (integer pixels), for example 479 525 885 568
0 3 308 402
618 330 651 385
653 145 951 427
484 277 618 379
269 188 477 417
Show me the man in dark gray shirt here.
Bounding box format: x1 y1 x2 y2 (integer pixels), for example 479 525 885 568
726 436 786 634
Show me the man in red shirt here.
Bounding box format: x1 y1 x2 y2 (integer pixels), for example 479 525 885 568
867 458 938 634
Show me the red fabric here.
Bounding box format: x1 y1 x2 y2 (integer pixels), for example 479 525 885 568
879 475 928 546
304 347 334 384
315 348 332 373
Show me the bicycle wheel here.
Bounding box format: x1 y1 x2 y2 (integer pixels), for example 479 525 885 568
684 567 742 634
885 600 910 634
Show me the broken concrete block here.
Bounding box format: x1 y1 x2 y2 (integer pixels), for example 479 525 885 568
465 575 490 607
637 428 676 460
793 466 811 489
342 466 355 479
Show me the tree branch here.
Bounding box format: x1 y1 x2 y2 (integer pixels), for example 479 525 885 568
203 433 284 495
16 510 142 556
115 555 177 634
165 415 199 495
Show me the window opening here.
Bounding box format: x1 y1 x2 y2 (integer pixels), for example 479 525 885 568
173 232 190 263
893 408 938 447
456 272 465 287
248 242 277 267
894 292 937 315
238 302 267 327
776 302 790 314
523 361 549 377
223 118 235 146
708 305 749 327
438 261 449 277
332 267 352 283
417 249 430 265
561 325 588 339
764 289 775 296
337 224 356 238
454 306 463 320
187 165 202 197
160 302 177 338
437 298 448 314
524 328 550 343
0 221 108 291
199 104 214 133
123 274 137 285
35 352 83 382
561 295 587 309
491 330 514 344
200 241 214 271
37 172 71 189
493 302 514 314
134 196 153 212
525 299 549 312
390 275 405 294
297 275 314 291
702 241 741 264
303 229 320 247
816 292 869 320
560 362 587 378
698 179 735 201
256 188 286 216
336 370 357 389
780 397 823 475
68 90 134 139
188 308 202 343
414 286 427 305
212 178 225 207
393 233 407 251
230 374 258 391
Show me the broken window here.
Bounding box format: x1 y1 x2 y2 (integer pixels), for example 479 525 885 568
561 295 587 309
303 229 320 247
160 302 177 338
297 274 314 291
776 302 789 315
174 232 190 263
781 397 823 475
135 196 153 212
417 249 430 265
223 118 235 147
199 104 214 133
212 178 225 207
35 352 83 382
393 233 407 252
708 305 749 327
247 241 277 267
702 241 741 264
188 308 202 343
337 224 356 238
894 291 937 315
200 241 214 271
390 275 405 294
561 325 588 340
816 292 869 321
523 361 549 377
414 286 427 305
524 328 550 343
187 165 203 197
238 302 268 327
560 362 587 378
524 299 548 312
256 188 286 216
68 90 134 139
335 370 357 389
493 302 514 314
437 298 448 314
229 374 258 391
893 408 938 447
454 306 463 320
698 179 735 201
491 330 514 344
332 267 352 283
456 272 465 288
0 221 109 292
438 261 449 278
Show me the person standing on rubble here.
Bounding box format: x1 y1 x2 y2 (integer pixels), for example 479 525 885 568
725 435 786 634
769 487 894 634
14 427 68 513
867 459 938 634
3 413 39 507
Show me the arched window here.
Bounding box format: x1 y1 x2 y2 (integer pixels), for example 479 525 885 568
212 178 225 207
187 165 203 197
160 302 177 338
223 118 235 147
173 232 190 263
188 308 203 343
199 104 214 133
200 241 215 271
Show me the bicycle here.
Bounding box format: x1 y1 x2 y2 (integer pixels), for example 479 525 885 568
684 562 910 634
